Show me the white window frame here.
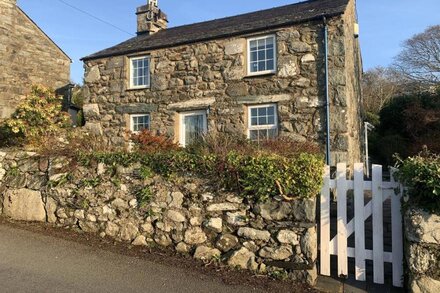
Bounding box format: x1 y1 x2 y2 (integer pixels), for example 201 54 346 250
179 110 208 147
130 113 151 134
247 103 278 140
247 35 277 76
129 56 150 89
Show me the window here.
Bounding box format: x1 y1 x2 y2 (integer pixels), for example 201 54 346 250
130 114 150 133
248 104 278 141
129 56 150 89
179 110 207 147
247 35 276 75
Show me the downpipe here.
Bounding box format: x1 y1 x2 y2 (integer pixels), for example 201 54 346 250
323 17 331 166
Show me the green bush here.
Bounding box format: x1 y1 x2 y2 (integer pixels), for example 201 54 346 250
226 152 324 202
395 150 440 214
80 148 324 203
0 85 71 147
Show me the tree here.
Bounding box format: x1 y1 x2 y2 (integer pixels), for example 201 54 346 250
393 25 440 88
362 67 400 115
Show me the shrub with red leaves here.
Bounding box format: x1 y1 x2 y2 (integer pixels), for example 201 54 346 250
130 129 180 153
258 137 321 158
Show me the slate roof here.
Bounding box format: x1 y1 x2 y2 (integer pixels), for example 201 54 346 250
82 0 349 61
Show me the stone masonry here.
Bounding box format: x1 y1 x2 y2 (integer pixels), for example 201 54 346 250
404 208 440 292
0 0 71 119
0 149 319 285
82 0 363 167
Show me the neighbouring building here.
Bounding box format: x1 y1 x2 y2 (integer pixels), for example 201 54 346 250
0 0 71 120
82 0 363 166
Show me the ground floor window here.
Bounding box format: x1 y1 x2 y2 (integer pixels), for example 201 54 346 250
247 104 278 141
130 114 150 133
179 110 207 147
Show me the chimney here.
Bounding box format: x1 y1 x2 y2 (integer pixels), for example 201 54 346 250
136 0 168 35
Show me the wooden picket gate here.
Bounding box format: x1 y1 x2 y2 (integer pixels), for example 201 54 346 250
319 163 404 287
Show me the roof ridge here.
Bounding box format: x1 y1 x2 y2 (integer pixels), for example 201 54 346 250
82 0 349 61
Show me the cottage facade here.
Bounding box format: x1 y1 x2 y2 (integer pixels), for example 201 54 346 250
0 0 71 120
82 0 363 165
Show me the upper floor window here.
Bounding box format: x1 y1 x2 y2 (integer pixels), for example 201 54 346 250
248 104 278 141
130 114 150 133
247 35 276 76
130 56 150 89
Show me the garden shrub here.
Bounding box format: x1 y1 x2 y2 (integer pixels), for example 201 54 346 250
395 150 440 214
130 129 179 154
0 85 71 146
80 147 324 203
226 152 324 202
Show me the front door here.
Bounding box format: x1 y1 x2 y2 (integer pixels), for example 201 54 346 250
179 110 207 147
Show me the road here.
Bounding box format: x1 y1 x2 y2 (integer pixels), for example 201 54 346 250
0 224 265 293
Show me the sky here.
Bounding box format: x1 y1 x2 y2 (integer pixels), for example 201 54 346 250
17 0 440 84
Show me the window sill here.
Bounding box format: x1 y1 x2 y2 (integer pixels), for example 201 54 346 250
244 72 277 79
127 86 150 91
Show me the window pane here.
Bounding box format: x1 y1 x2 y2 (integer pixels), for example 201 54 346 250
266 59 274 71
258 39 265 50
267 106 274 116
250 40 257 51
268 128 277 139
258 107 267 116
266 37 274 46
251 62 258 72
258 61 266 71
251 51 258 62
250 130 258 141
258 50 265 60
251 117 258 126
259 129 268 139
258 116 267 125
267 49 274 59
251 108 258 117
268 115 275 125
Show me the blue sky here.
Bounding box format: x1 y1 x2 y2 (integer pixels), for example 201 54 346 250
17 0 440 84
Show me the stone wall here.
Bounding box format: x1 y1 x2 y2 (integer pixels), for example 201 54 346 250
0 0 71 119
404 208 440 292
0 149 318 284
83 1 362 167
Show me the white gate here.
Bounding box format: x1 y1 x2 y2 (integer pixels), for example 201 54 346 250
319 163 403 287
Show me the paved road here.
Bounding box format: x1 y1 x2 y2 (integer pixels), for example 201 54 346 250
0 224 264 293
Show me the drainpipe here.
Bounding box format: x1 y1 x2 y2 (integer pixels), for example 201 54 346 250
323 17 331 166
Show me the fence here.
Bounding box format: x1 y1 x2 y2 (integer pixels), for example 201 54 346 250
319 163 403 287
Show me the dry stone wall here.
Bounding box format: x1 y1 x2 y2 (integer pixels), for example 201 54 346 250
0 0 71 119
0 149 318 284
404 208 440 293
83 12 362 167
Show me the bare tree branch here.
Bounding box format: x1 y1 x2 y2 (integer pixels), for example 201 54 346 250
393 25 440 87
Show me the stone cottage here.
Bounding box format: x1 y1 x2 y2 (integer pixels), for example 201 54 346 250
0 0 71 119
82 0 363 166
